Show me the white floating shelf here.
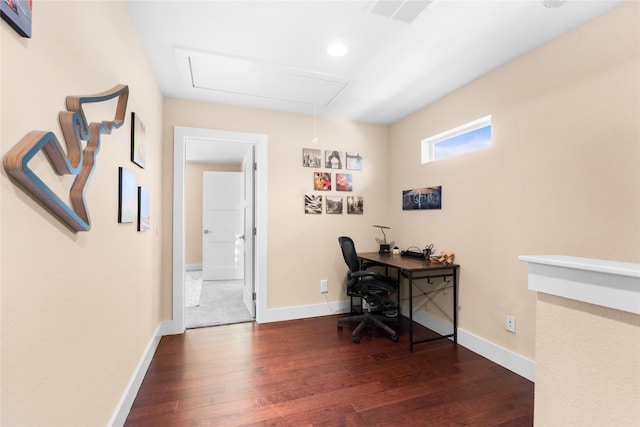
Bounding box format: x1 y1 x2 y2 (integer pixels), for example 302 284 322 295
519 255 640 315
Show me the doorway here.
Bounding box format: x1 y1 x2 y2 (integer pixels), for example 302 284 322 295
185 170 250 329
172 126 268 334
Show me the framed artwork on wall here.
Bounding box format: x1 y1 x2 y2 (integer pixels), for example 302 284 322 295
346 152 362 171
326 196 343 214
346 196 363 214
137 186 150 231
131 112 146 168
302 148 321 167
325 150 342 169
402 186 442 210
1 0 31 38
305 195 322 214
313 172 331 191
118 167 137 223
336 173 352 192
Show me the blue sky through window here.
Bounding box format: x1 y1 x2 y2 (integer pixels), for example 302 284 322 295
434 124 492 160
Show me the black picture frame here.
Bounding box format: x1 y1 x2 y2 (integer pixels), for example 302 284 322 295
118 167 137 223
131 112 146 168
1 0 32 38
402 186 442 210
137 186 150 232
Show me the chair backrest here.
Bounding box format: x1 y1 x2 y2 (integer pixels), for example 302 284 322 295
338 236 360 274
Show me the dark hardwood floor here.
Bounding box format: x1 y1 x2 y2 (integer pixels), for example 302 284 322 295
125 315 533 426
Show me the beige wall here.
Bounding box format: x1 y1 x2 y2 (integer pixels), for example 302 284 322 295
389 1 639 363
1 1 164 425
185 162 241 265
534 293 640 425
163 99 390 309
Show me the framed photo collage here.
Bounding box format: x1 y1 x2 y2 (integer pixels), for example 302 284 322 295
303 148 363 215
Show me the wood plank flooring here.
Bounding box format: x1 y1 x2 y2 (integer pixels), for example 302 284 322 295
125 315 533 426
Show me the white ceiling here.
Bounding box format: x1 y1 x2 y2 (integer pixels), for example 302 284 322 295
125 0 623 162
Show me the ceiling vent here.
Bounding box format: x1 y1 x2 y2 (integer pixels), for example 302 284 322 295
369 0 434 24
542 0 567 8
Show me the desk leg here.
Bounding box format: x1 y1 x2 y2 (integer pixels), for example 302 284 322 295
396 269 401 317
409 272 414 352
453 266 458 343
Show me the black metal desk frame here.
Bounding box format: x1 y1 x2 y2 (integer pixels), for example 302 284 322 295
358 253 459 352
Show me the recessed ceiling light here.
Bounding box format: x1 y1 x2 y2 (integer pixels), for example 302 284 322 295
327 43 348 57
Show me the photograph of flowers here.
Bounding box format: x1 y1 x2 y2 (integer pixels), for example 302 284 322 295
336 173 352 192
313 172 331 191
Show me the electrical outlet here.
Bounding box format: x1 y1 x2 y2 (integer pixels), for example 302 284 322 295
506 315 516 333
320 279 328 294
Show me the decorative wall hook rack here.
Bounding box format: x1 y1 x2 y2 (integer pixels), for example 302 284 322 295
3 84 129 231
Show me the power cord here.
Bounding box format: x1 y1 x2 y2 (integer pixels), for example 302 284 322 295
323 292 340 314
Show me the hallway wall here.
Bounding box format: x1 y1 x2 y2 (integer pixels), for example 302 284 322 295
1 1 164 424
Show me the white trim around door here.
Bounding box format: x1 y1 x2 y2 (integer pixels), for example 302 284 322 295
169 126 268 335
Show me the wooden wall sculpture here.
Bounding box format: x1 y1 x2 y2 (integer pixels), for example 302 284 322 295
3 84 129 232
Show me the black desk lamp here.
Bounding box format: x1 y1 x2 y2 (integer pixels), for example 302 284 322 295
373 225 391 254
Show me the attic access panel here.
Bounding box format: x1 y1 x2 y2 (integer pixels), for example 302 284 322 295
181 49 348 107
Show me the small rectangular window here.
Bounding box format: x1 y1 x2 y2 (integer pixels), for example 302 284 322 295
421 115 492 163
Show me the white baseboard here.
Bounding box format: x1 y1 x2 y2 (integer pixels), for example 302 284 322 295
108 320 173 427
162 318 185 336
185 264 202 271
400 304 535 382
261 299 351 323
459 327 536 382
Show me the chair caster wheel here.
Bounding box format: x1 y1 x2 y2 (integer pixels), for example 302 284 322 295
353 336 360 344
391 335 399 343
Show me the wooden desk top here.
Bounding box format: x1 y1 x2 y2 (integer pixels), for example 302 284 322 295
358 252 459 273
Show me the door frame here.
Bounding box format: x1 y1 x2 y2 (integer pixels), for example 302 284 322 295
171 126 268 334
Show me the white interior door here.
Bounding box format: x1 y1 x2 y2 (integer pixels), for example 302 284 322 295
242 147 256 317
202 172 244 280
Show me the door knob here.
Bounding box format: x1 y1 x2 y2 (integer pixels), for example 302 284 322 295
238 235 245 240
204 229 210 234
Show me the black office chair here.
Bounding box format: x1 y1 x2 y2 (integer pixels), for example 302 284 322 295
337 236 399 343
